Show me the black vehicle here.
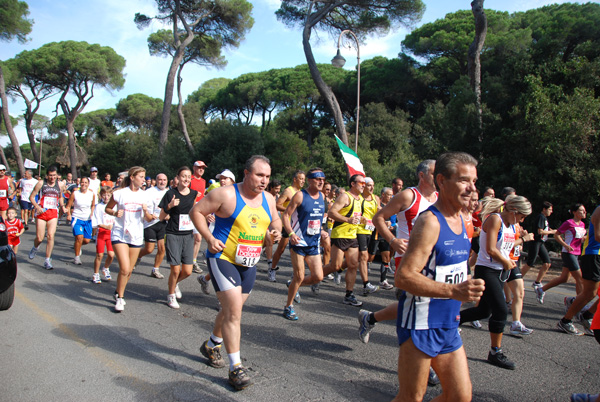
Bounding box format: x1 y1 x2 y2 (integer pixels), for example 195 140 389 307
0 217 17 310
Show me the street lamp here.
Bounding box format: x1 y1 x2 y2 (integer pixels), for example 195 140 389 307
331 29 360 153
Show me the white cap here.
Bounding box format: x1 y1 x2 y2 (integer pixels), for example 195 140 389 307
216 169 235 182
365 177 373 184
0 164 6 171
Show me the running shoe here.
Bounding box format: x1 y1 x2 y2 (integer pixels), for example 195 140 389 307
283 305 298 321
333 271 341 285
510 321 533 335
343 294 363 307
286 280 301 304
378 280 393 290
102 268 112 281
580 317 593 336
358 309 375 343
571 393 600 402
167 294 180 309
386 265 395 276
175 284 182 299
311 283 319 295
564 296 575 314
556 320 584 336
24 223 29 231
198 275 211 295
535 286 545 304
92 273 101 284
471 320 482 329
43 258 53 270
28 246 38 260
531 281 542 289
363 282 379 296
151 268 164 279
228 365 252 390
325 273 334 281
267 260 272 271
115 297 125 312
267 267 278 282
428 367 440 386
192 262 203 274
487 349 516 370
73 256 82 265
200 341 226 368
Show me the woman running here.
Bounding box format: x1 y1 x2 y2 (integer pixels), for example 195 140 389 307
535 204 587 303
159 166 198 309
105 166 152 312
66 177 96 265
91 186 115 284
460 195 532 370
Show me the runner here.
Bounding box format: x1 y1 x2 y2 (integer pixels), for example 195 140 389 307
321 181 333 269
391 177 403 195
101 173 114 188
159 167 197 309
191 155 281 390
392 152 483 402
137 173 169 279
535 204 586 303
263 179 282 271
368 187 395 290
356 177 379 296
521 201 556 287
28 166 66 270
5 207 24 254
459 195 532 369
65 177 96 265
321 173 365 306
190 160 208 274
281 168 326 320
17 169 37 230
0 164 16 221
105 166 153 312
557 204 600 336
88 167 101 195
91 186 116 284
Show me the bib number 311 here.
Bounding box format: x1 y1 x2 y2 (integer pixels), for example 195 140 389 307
235 244 262 267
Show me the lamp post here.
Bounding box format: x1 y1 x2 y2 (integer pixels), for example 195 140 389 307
331 29 360 153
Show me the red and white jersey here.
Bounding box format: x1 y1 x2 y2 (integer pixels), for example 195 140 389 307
395 187 438 258
5 218 23 246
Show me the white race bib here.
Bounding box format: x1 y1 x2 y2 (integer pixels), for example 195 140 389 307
43 197 59 210
178 214 194 231
235 244 262 267
513 245 521 257
307 219 321 235
501 232 516 252
434 262 467 299
0 190 6 198
365 219 375 232
575 227 586 239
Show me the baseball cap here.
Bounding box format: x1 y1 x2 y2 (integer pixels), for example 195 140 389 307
0 164 6 171
194 161 207 168
90 167 98 172
216 169 235 182
365 177 373 184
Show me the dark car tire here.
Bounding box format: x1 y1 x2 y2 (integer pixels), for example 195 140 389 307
0 282 15 311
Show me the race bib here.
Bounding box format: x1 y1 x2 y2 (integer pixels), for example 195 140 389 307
364 219 375 232
235 244 262 267
179 214 194 231
434 261 467 299
0 190 6 198
501 232 516 252
43 197 58 210
103 213 115 226
307 219 321 235
513 245 521 257
575 227 586 239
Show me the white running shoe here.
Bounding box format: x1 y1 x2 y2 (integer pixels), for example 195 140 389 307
44 258 53 270
151 268 164 279
92 273 101 284
175 284 182 299
115 297 125 312
197 275 211 295
379 280 394 290
73 256 82 265
102 268 112 281
29 246 38 260
167 294 180 309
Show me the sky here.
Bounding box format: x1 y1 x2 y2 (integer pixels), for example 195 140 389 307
0 0 580 147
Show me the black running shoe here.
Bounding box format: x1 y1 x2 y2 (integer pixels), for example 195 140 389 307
229 365 252 390
487 350 516 370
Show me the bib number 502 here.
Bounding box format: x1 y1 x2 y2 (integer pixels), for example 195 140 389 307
445 272 464 285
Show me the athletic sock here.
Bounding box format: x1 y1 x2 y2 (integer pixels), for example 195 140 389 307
208 334 223 348
368 312 377 325
345 290 353 298
582 310 594 320
363 281 370 287
490 347 501 355
561 318 572 324
228 351 241 371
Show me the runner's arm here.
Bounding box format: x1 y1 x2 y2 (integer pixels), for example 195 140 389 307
282 191 303 244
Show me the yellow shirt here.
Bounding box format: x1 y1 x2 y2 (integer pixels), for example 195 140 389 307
331 194 362 239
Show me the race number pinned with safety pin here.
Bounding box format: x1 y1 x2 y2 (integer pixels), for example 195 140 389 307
307 220 321 235
43 197 58 210
433 261 467 299
235 244 262 267
179 214 194 231
0 190 6 198
365 219 375 232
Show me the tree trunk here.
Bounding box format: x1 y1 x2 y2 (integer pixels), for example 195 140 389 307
302 10 348 146
0 67 25 177
176 64 195 154
468 0 487 137
25 125 40 162
0 146 9 171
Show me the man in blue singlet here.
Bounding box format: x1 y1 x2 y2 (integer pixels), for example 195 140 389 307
281 168 326 320
392 152 485 402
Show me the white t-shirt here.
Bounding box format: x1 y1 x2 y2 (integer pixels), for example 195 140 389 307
110 187 148 246
92 202 115 229
20 178 38 201
144 186 168 228
71 190 95 220
88 177 101 195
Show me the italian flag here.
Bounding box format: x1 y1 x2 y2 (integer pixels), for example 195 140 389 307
335 135 365 176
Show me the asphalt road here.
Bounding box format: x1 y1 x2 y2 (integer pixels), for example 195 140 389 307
1 223 599 402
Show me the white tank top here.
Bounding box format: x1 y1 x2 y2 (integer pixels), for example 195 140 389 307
71 190 95 220
476 213 516 271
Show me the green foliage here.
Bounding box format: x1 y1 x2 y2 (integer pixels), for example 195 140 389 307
115 93 163 131
0 0 33 44
262 127 310 183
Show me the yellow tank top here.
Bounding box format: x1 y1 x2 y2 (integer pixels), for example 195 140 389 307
331 194 362 239
357 195 378 235
282 186 299 208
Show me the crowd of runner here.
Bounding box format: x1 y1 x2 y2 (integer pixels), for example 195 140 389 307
0 155 598 401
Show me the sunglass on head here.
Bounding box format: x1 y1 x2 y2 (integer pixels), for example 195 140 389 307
354 181 365 185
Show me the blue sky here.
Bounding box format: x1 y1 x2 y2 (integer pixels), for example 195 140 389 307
1 0 577 146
